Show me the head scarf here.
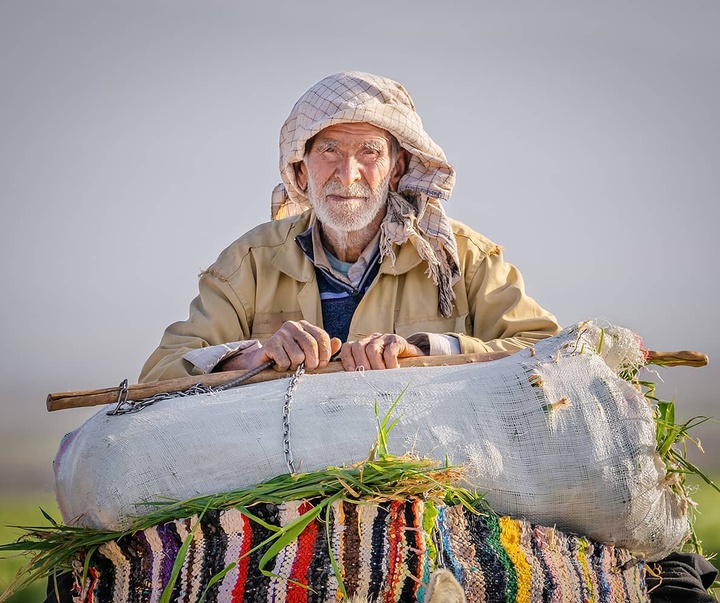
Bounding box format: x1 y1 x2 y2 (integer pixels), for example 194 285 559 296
271 71 461 317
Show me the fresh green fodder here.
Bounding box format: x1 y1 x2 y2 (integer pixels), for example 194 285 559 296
0 398 483 602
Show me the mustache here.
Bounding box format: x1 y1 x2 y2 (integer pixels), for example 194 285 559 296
322 180 373 198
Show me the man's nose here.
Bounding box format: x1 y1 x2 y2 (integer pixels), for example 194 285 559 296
336 155 362 187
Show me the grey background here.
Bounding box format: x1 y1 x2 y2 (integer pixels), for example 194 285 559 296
1 1 718 492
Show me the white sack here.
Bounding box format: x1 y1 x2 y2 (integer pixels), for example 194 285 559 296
54 322 688 560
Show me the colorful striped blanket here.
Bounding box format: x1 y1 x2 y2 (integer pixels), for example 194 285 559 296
70 499 648 603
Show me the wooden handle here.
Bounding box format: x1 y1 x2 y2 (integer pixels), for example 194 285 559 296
46 351 511 412
646 350 709 368
46 347 708 412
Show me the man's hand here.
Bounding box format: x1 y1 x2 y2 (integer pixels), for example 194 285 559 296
340 333 425 371
217 321 341 372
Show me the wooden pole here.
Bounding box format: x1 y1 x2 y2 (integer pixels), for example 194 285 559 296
46 351 511 412
45 348 708 413
645 350 708 368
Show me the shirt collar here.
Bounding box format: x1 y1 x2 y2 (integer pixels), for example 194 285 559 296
296 219 381 288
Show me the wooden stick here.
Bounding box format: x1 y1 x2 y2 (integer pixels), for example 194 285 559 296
646 350 709 368
46 351 511 412
45 348 708 412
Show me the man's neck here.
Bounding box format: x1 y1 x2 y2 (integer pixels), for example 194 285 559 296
318 210 386 263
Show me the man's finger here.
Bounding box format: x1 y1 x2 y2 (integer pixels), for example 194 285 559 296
271 320 333 370
263 326 306 370
298 320 342 370
265 345 292 371
364 337 388 369
339 341 368 371
285 328 319 370
351 342 373 371
339 344 356 371
296 321 334 367
382 339 402 369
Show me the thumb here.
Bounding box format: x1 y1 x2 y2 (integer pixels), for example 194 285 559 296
330 337 342 357
399 341 425 358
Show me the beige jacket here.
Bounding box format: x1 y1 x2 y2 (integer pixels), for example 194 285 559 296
139 211 560 382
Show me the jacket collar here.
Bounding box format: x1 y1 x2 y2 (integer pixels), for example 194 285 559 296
270 211 316 282
378 239 424 275
271 209 425 280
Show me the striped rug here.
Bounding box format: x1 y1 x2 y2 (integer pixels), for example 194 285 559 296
71 499 648 602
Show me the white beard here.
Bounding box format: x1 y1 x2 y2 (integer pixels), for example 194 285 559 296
307 172 391 234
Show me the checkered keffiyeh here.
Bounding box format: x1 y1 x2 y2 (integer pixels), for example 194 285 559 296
271 71 461 317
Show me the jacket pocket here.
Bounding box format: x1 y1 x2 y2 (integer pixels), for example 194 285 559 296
251 310 304 340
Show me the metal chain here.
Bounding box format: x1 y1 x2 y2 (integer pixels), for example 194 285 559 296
107 382 215 416
108 361 305 475
282 362 305 474
108 360 278 417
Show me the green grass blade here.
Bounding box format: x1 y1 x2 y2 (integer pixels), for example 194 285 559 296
324 499 347 600
80 545 97 594
159 505 209 603
258 502 326 572
39 508 59 527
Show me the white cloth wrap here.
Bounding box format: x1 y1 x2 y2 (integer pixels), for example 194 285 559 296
54 322 688 560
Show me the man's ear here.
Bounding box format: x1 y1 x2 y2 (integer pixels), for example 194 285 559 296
294 161 308 191
389 149 409 192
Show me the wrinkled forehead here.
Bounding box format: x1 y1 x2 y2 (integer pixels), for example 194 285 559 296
305 122 395 154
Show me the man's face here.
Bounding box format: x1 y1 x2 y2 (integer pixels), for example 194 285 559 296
297 123 405 234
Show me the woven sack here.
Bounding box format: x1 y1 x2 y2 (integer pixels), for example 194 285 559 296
54 322 688 560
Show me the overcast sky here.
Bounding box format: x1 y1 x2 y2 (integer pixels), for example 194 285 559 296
1 1 719 489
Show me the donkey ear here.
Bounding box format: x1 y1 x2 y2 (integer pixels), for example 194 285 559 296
425 569 467 603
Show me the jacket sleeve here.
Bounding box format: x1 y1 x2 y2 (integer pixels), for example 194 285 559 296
454 244 561 354
138 268 253 383
647 552 719 603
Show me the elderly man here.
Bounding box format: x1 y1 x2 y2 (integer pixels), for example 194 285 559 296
46 71 717 603
139 71 560 382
